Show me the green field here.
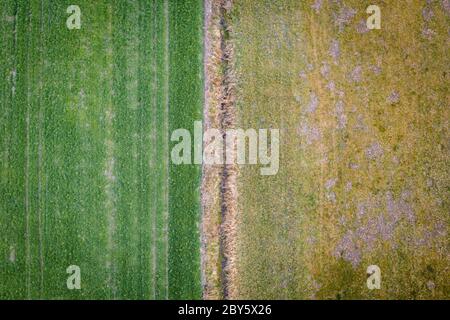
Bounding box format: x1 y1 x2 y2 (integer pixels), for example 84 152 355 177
0 0 203 299
1 0 449 301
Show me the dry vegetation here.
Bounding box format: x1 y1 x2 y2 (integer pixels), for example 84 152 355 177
221 0 449 299
202 0 239 299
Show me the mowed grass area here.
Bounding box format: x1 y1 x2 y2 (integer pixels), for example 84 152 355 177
231 0 449 299
0 0 203 299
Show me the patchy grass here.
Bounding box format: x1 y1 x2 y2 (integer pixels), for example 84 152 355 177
230 0 449 299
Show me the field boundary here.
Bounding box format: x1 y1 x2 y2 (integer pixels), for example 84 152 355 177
202 0 238 300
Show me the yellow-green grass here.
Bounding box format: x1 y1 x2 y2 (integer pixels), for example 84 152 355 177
231 0 449 299
0 0 203 299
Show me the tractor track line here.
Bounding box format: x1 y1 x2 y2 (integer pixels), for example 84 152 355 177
105 2 117 299
151 0 158 299
37 0 45 297
25 0 32 299
162 0 170 299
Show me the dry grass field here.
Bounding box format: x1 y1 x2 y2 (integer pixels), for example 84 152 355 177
203 0 449 299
